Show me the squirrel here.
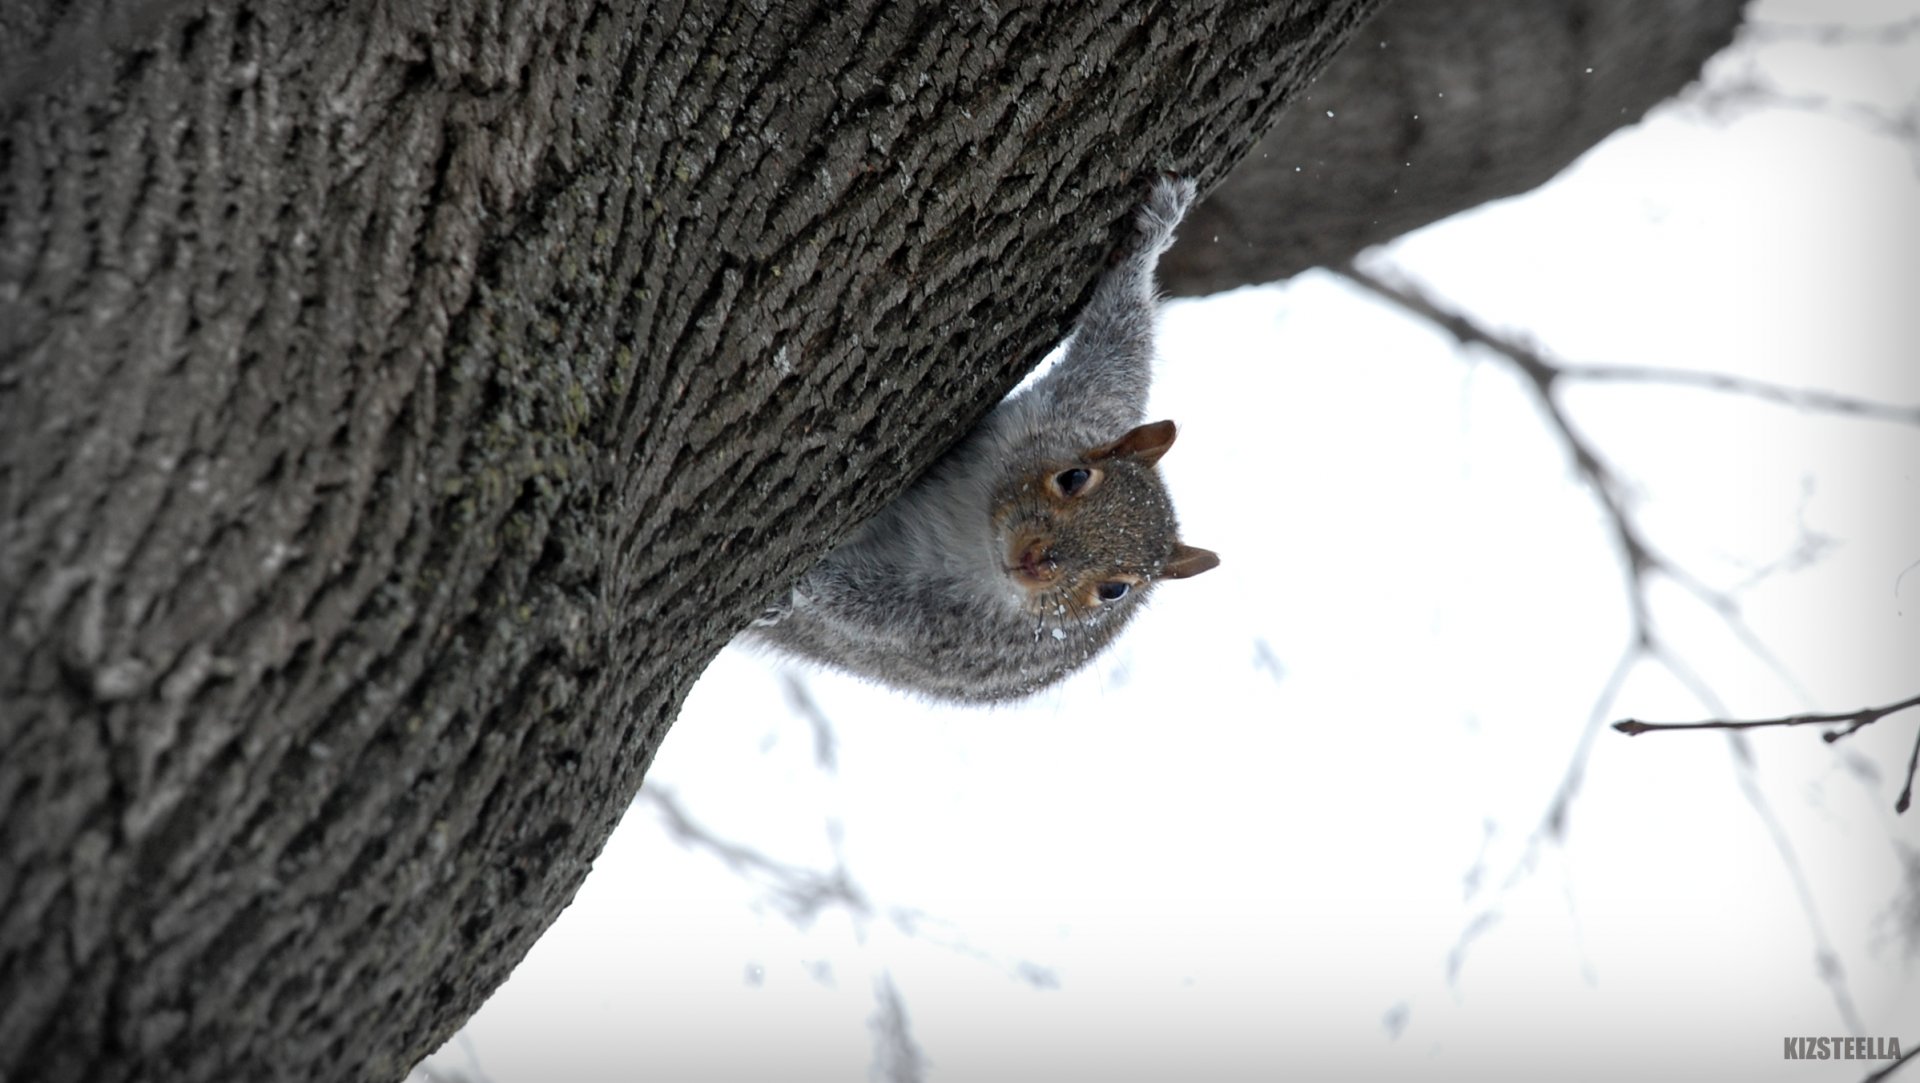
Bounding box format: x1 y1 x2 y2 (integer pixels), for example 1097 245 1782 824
742 175 1219 703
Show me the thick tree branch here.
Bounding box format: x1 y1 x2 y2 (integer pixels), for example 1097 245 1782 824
1159 0 1747 294
0 3 1383 1079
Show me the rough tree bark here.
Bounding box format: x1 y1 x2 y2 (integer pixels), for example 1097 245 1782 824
1159 0 1749 295
0 0 1753 1078
0 2 1388 1081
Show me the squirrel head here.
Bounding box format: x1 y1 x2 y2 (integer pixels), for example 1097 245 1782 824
995 419 1219 622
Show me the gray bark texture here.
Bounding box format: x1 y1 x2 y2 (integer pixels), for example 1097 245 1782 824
0 1 1384 1080
1159 0 1749 295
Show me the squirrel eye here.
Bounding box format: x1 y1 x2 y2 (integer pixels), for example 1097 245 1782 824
1096 581 1130 603
1055 468 1092 497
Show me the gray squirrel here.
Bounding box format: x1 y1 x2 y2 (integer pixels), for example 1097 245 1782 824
744 175 1218 702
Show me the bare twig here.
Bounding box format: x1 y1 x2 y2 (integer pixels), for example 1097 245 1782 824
1557 362 1920 428
1607 610 1920 819
1876 845 1920 964
1511 646 1638 883
642 785 1061 988
868 972 928 1083
1337 262 1814 697
1344 261 1877 1028
1613 692 1920 739
1901 728 1920 815
1337 263 1657 634
1727 739 1866 1035
640 784 871 927
1685 67 1920 173
884 906 1059 988
1746 14 1920 46
1862 1038 1920 1083
780 672 839 772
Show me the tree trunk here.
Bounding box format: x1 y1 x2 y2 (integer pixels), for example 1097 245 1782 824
1159 0 1748 295
0 2 1381 1080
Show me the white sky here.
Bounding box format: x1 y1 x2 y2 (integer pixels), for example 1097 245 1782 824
419 4 1920 1080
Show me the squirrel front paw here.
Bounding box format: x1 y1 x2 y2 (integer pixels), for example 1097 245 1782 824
1133 174 1197 257
752 591 795 627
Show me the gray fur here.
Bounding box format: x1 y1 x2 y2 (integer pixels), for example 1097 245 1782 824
742 176 1207 703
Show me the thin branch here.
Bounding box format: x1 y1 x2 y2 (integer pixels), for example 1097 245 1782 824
1613 692 1920 738
1344 264 1886 736
1347 261 1876 1030
1900 727 1920 815
1727 735 1866 1036
1448 644 1634 987
868 972 928 1083
1897 557 1920 600
884 906 1059 989
1875 844 1920 965
642 785 1061 988
1344 260 1703 990
1252 637 1287 683
1527 647 1638 864
639 784 871 927
780 671 839 772
1338 262 1819 701
1557 362 1920 428
1746 14 1920 46
1686 67 1920 174
1861 1037 1920 1083
1631 660 1869 1032
1337 262 1659 637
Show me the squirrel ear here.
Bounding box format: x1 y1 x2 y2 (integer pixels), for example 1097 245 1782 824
1090 419 1177 465
1162 544 1219 580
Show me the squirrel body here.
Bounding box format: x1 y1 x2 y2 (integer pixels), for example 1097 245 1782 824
744 177 1218 703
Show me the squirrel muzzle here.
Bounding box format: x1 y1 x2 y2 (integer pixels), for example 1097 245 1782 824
1009 535 1060 589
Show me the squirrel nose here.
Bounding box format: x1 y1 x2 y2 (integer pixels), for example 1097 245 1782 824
1012 538 1059 585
